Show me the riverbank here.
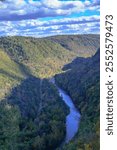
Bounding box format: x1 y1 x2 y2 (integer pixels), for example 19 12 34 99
50 78 81 144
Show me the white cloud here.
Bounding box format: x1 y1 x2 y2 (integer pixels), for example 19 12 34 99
0 0 100 21
0 15 100 37
0 0 100 36
41 0 61 8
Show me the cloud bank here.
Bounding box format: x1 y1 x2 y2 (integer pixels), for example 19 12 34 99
0 0 99 21
0 0 100 37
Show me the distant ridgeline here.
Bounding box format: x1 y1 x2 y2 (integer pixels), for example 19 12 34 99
0 35 100 150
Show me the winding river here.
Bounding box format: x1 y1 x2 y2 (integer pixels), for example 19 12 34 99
50 78 81 144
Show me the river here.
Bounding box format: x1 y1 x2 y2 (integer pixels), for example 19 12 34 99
50 78 81 144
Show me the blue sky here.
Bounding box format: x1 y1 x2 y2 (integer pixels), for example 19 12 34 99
0 0 100 37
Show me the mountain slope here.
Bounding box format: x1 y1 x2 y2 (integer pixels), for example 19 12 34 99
0 36 74 150
47 34 100 57
55 49 100 150
0 77 69 150
0 34 100 106
0 36 75 78
0 49 25 99
0 34 100 78
0 35 100 150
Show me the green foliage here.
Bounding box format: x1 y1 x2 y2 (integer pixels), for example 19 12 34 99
47 34 100 57
0 35 99 98
0 36 76 78
0 35 100 78
0 103 21 150
0 77 69 150
0 49 25 99
0 35 100 150
55 49 100 150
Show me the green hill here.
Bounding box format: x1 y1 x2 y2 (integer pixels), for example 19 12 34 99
0 36 75 78
47 34 100 57
0 35 99 99
0 35 99 79
0 49 25 99
0 35 100 150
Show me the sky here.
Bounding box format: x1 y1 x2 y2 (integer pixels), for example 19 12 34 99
0 0 100 37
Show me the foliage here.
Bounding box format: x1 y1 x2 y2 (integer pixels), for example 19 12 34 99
0 37 75 78
0 35 99 98
47 34 100 57
0 77 69 150
55 49 100 150
0 49 25 99
0 103 21 150
0 35 100 150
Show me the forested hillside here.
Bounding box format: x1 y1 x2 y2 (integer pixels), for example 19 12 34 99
0 35 99 79
0 36 75 78
0 35 100 150
55 49 100 150
0 77 69 150
0 49 26 99
0 35 99 98
47 34 100 57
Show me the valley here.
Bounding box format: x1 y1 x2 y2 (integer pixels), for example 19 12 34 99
0 34 100 150
50 77 81 144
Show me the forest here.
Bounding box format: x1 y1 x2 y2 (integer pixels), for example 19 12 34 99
0 77 69 150
55 49 100 150
0 35 100 150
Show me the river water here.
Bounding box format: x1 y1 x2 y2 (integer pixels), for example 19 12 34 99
50 78 81 144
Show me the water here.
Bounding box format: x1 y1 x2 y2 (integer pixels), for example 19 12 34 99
58 88 81 143
50 78 81 143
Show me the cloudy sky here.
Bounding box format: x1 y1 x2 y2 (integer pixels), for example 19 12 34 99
0 0 100 37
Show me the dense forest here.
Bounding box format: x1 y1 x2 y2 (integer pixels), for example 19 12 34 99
0 35 100 150
55 49 100 150
0 77 69 150
0 36 75 78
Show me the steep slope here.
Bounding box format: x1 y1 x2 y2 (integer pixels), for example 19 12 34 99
55 49 100 150
0 36 75 78
0 78 69 150
0 34 100 78
47 34 100 57
0 35 100 150
0 49 25 99
0 36 73 150
0 46 69 149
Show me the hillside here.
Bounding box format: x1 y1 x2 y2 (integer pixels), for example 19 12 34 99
0 78 69 150
0 35 99 99
47 34 100 57
55 49 100 150
0 36 75 78
0 35 100 150
0 49 26 99
0 35 99 78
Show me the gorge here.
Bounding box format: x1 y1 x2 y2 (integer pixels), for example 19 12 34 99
0 35 100 150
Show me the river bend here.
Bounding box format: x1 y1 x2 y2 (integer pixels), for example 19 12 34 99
50 78 81 143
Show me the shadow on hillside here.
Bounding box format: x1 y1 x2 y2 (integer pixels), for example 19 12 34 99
54 48 100 109
0 61 31 81
3 76 43 119
62 48 100 71
15 61 32 77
